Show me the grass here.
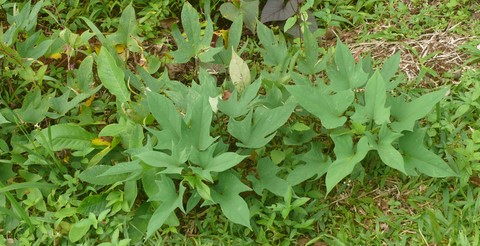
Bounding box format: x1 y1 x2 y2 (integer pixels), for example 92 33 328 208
1 0 480 245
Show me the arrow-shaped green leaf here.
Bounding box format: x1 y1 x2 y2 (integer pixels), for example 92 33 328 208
247 157 290 196
326 135 371 194
146 176 185 238
389 87 448 132
218 79 261 118
287 143 331 185
183 95 216 151
228 103 296 149
326 41 369 91
211 171 251 228
366 125 406 174
399 128 457 177
146 92 182 148
286 85 354 129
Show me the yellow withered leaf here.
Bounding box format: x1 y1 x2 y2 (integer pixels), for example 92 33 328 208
115 44 126 54
91 137 111 146
49 53 62 60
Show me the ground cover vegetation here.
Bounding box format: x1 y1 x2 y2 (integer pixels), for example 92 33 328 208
0 0 480 244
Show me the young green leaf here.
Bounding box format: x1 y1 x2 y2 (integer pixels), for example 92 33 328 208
286 85 354 129
211 171 251 228
97 47 130 103
49 85 102 118
326 135 371 194
351 71 391 125
283 16 297 32
214 16 243 64
184 175 212 201
399 128 457 177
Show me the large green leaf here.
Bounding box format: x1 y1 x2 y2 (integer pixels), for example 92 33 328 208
135 148 188 175
79 165 138 185
366 125 406 174
248 157 290 196
107 3 139 50
182 2 201 50
146 92 182 148
351 71 390 125
296 26 324 75
69 218 92 243
189 144 247 182
98 160 143 177
170 24 195 63
380 52 401 87
211 171 251 228
97 47 130 103
128 203 153 244
214 16 243 64
287 143 331 185
220 0 259 32
146 176 185 238
256 21 288 67
218 79 261 118
183 95 216 151
48 85 102 118
17 31 53 60
326 41 369 91
399 128 457 177
389 87 448 132
326 135 371 194
36 124 94 151
77 195 108 216
228 102 296 148
14 88 50 124
286 85 354 129
171 2 220 63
